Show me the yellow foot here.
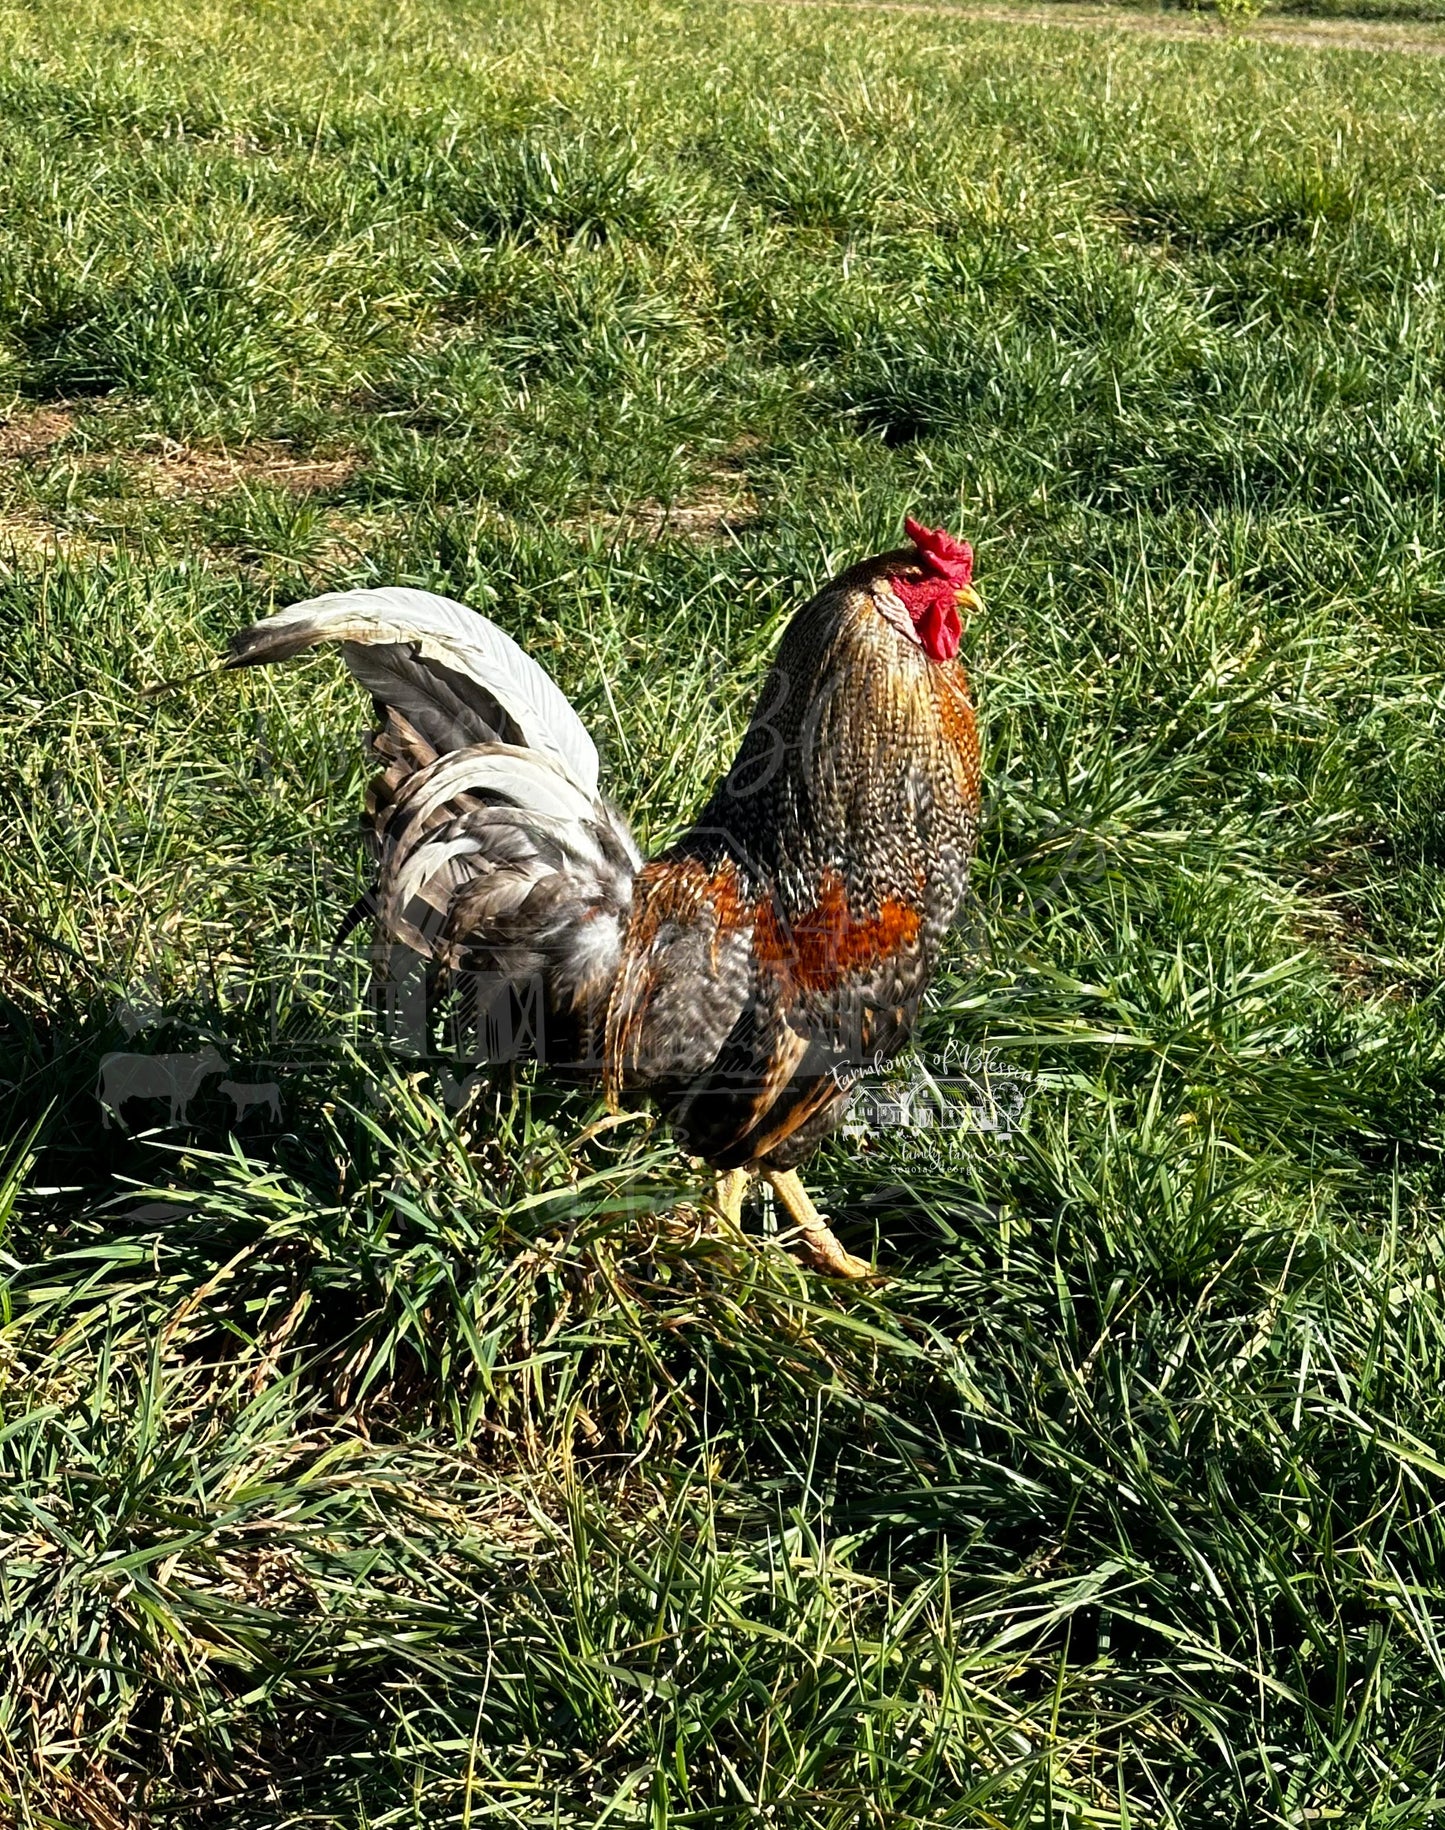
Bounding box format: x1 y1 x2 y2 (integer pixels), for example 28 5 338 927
763 1169 874 1281
713 1167 752 1228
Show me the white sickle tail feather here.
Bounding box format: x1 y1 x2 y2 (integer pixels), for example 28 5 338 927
227 586 600 795
227 587 639 1060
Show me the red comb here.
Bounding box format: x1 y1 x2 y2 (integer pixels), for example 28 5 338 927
904 516 973 587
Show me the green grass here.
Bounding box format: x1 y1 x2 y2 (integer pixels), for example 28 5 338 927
2 0 1445 1823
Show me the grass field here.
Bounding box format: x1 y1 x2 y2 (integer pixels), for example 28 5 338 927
3 0 1445 1823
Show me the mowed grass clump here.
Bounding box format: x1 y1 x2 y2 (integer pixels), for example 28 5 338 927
2 0 1445 1823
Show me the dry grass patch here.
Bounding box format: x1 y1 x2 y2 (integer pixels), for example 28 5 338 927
133 441 363 500
0 509 109 562
579 476 760 544
0 406 77 461
0 414 361 499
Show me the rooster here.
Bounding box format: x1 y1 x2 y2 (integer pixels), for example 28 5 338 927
227 518 982 1278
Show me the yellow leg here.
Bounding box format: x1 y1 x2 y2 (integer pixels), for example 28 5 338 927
764 1169 873 1280
713 1167 752 1227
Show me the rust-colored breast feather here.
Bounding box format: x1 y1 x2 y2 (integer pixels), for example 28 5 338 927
605 861 928 1096
752 872 923 992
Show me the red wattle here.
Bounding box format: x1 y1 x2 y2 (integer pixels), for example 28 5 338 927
890 575 962 662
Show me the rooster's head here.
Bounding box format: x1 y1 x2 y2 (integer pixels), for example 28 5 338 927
874 517 980 663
